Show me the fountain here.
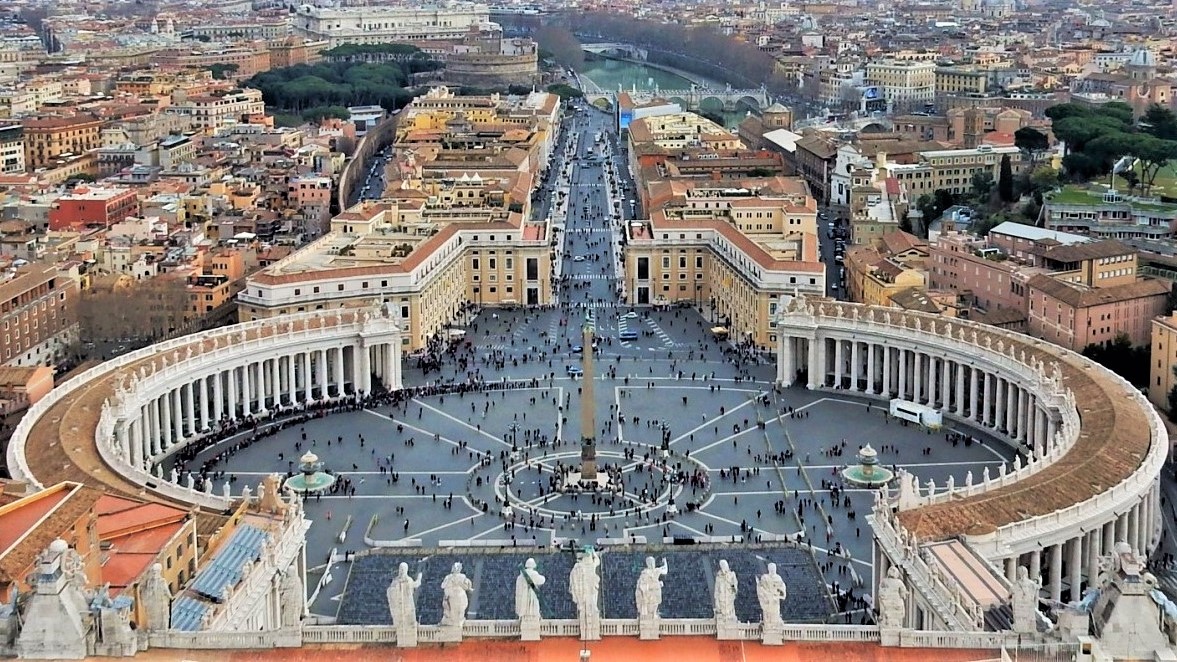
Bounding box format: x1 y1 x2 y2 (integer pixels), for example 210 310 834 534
283 451 337 495
840 444 895 487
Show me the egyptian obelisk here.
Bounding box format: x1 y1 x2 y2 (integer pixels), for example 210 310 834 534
579 317 597 481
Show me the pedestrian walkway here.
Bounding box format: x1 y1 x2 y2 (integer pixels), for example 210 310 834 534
567 273 614 280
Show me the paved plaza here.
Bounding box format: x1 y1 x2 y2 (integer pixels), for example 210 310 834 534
177 103 1016 623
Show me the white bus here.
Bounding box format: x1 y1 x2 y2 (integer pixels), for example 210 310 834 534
889 399 943 428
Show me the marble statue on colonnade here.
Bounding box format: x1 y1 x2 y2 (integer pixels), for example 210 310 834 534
1011 566 1040 634
636 556 668 640
757 563 788 645
515 558 545 641
569 546 601 640
877 565 908 630
713 559 739 639
387 562 422 647
438 561 472 642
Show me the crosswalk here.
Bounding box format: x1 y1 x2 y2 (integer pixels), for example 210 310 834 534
566 274 614 280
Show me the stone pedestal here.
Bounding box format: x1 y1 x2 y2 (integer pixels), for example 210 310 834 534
395 624 418 648
436 624 462 643
580 616 600 641
638 616 660 640
716 620 741 640
520 616 541 641
761 622 783 646
879 627 902 647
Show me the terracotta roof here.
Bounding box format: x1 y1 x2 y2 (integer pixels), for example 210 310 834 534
883 303 1157 540
0 484 101 585
878 230 927 256
1032 239 1132 263
1027 274 1170 308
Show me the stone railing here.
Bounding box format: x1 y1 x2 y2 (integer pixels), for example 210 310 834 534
871 509 984 631
148 627 303 649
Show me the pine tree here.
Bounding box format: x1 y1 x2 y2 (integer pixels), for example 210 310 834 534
998 154 1015 203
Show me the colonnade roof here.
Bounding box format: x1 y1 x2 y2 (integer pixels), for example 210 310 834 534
870 309 1154 541
20 310 367 511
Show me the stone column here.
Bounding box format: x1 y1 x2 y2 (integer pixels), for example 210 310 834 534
1017 389 1029 443
1116 512 1128 545
927 354 936 405
954 362 965 415
1103 521 1115 560
242 362 253 417
287 355 299 404
1086 530 1100 592
1049 543 1063 604
1005 382 1017 437
851 340 861 391
174 386 186 440
913 352 922 403
980 372 990 426
994 379 1006 431
212 371 224 424
969 367 979 420
1069 536 1083 602
866 342 877 394
881 346 892 397
316 349 328 400
834 339 844 388
303 352 314 403
227 367 238 420
940 356 951 409
199 376 210 431
335 346 347 396
357 343 371 396
383 343 397 390
1029 549 1041 585
148 401 160 455
184 382 196 436
898 350 908 400
161 391 175 448
1128 503 1140 555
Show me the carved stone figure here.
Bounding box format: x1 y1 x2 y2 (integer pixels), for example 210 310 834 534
713 559 738 624
756 563 787 625
635 556 668 621
1010 566 1040 634
387 562 422 629
170 467 179 483
141 562 172 632
514 558 545 620
877 566 908 629
280 568 303 627
569 547 601 639
440 562 473 628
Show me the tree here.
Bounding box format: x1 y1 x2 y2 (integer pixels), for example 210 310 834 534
1014 127 1050 170
970 170 995 202
1082 332 1150 387
546 83 584 99
534 26 584 71
1142 104 1177 140
998 154 1015 203
1129 134 1177 195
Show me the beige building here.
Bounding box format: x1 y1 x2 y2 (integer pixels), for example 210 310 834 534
882 144 1023 198
865 60 936 109
624 177 824 348
1150 312 1177 412
292 3 489 47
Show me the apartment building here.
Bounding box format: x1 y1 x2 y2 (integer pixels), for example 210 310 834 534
934 67 989 97
1043 186 1177 240
0 261 80 367
865 60 936 110
0 124 24 174
1026 275 1168 352
22 115 105 170
48 186 140 231
155 45 273 80
882 144 1023 197
1149 312 1177 411
165 88 266 130
624 177 824 348
293 3 489 47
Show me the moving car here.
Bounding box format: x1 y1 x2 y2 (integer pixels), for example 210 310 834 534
619 331 639 341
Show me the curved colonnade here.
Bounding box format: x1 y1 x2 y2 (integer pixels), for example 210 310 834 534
6 308 402 510
776 298 1166 615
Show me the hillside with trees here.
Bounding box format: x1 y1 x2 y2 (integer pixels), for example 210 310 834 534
1048 101 1177 193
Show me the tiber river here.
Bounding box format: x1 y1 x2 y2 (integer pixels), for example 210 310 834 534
578 56 754 129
